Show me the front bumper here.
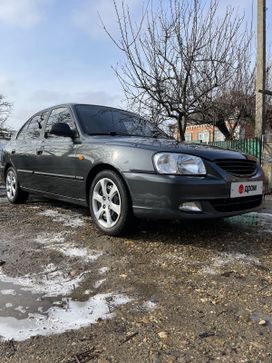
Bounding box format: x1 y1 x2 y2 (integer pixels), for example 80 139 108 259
123 171 264 220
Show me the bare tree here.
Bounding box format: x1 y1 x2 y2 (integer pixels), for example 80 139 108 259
194 46 256 140
0 94 12 131
103 0 251 140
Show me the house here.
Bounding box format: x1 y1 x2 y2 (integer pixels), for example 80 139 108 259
169 121 255 142
0 129 12 140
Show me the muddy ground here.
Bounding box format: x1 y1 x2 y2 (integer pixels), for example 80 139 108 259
0 184 271 363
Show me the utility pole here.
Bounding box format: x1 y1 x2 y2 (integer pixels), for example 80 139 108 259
255 0 266 138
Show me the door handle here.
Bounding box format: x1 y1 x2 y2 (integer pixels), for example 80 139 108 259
36 149 43 155
11 150 16 154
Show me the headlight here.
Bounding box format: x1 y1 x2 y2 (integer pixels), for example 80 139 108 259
153 153 206 175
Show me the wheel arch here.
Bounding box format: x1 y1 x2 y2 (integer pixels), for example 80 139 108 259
4 163 13 178
85 163 132 206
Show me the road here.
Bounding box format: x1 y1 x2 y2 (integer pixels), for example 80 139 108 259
0 185 271 362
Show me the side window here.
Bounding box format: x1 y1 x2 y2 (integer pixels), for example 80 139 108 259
27 112 48 139
45 107 75 134
16 120 31 140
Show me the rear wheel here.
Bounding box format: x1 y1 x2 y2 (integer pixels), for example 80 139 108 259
89 170 132 236
5 167 29 204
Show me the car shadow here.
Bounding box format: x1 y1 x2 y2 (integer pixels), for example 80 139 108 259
127 212 272 259
27 194 90 217
4 189 271 260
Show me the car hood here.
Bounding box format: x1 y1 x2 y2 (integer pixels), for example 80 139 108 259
86 136 247 161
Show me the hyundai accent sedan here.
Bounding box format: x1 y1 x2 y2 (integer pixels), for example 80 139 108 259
0 103 264 235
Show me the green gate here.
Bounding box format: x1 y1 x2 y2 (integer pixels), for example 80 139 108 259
208 138 262 161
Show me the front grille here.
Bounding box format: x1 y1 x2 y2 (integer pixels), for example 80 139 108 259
215 159 257 177
210 195 262 213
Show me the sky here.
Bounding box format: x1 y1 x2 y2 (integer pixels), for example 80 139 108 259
0 0 271 130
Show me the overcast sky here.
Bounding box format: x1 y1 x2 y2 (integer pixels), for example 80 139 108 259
0 0 271 130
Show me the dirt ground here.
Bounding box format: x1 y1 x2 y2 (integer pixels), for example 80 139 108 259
0 184 271 363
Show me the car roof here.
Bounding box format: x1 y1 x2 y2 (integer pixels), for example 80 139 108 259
36 103 128 115
17 103 136 134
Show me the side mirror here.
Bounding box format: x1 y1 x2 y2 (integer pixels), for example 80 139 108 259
48 122 76 138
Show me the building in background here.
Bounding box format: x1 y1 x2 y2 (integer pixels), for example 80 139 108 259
0 129 13 140
169 121 255 142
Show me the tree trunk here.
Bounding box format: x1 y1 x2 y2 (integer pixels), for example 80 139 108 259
215 118 231 140
177 115 186 141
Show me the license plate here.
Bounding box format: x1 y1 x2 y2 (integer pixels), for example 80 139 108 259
230 181 263 198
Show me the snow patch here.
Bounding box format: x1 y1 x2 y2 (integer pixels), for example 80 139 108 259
1 289 16 296
14 306 27 314
201 252 261 275
35 233 65 245
200 266 218 275
35 233 103 262
142 301 157 311
214 252 261 266
94 279 106 289
0 263 84 297
39 209 85 228
99 267 110 275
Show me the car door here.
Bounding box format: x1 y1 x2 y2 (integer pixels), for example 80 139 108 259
34 106 84 201
10 113 47 189
9 119 31 187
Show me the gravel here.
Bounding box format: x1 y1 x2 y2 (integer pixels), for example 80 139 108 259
0 185 271 362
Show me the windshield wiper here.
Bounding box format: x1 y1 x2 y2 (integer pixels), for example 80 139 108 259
88 132 127 136
87 131 169 139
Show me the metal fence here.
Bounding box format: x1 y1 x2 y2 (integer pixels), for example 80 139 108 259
207 138 262 161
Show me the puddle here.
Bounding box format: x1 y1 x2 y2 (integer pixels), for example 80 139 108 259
0 263 86 297
0 280 56 320
0 211 127 341
229 212 272 233
0 188 155 342
0 265 132 341
0 290 131 341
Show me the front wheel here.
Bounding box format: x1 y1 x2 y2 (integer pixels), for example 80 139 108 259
89 170 132 236
5 167 29 204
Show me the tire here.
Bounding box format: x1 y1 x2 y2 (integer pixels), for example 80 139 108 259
89 170 132 236
5 166 29 204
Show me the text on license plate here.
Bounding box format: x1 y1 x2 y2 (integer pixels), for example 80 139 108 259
230 181 263 198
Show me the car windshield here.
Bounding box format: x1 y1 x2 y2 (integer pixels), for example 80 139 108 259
75 105 169 138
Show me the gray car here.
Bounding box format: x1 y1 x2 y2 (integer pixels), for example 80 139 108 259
0 103 264 235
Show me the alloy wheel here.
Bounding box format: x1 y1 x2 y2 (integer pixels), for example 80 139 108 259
92 177 122 228
6 169 17 201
